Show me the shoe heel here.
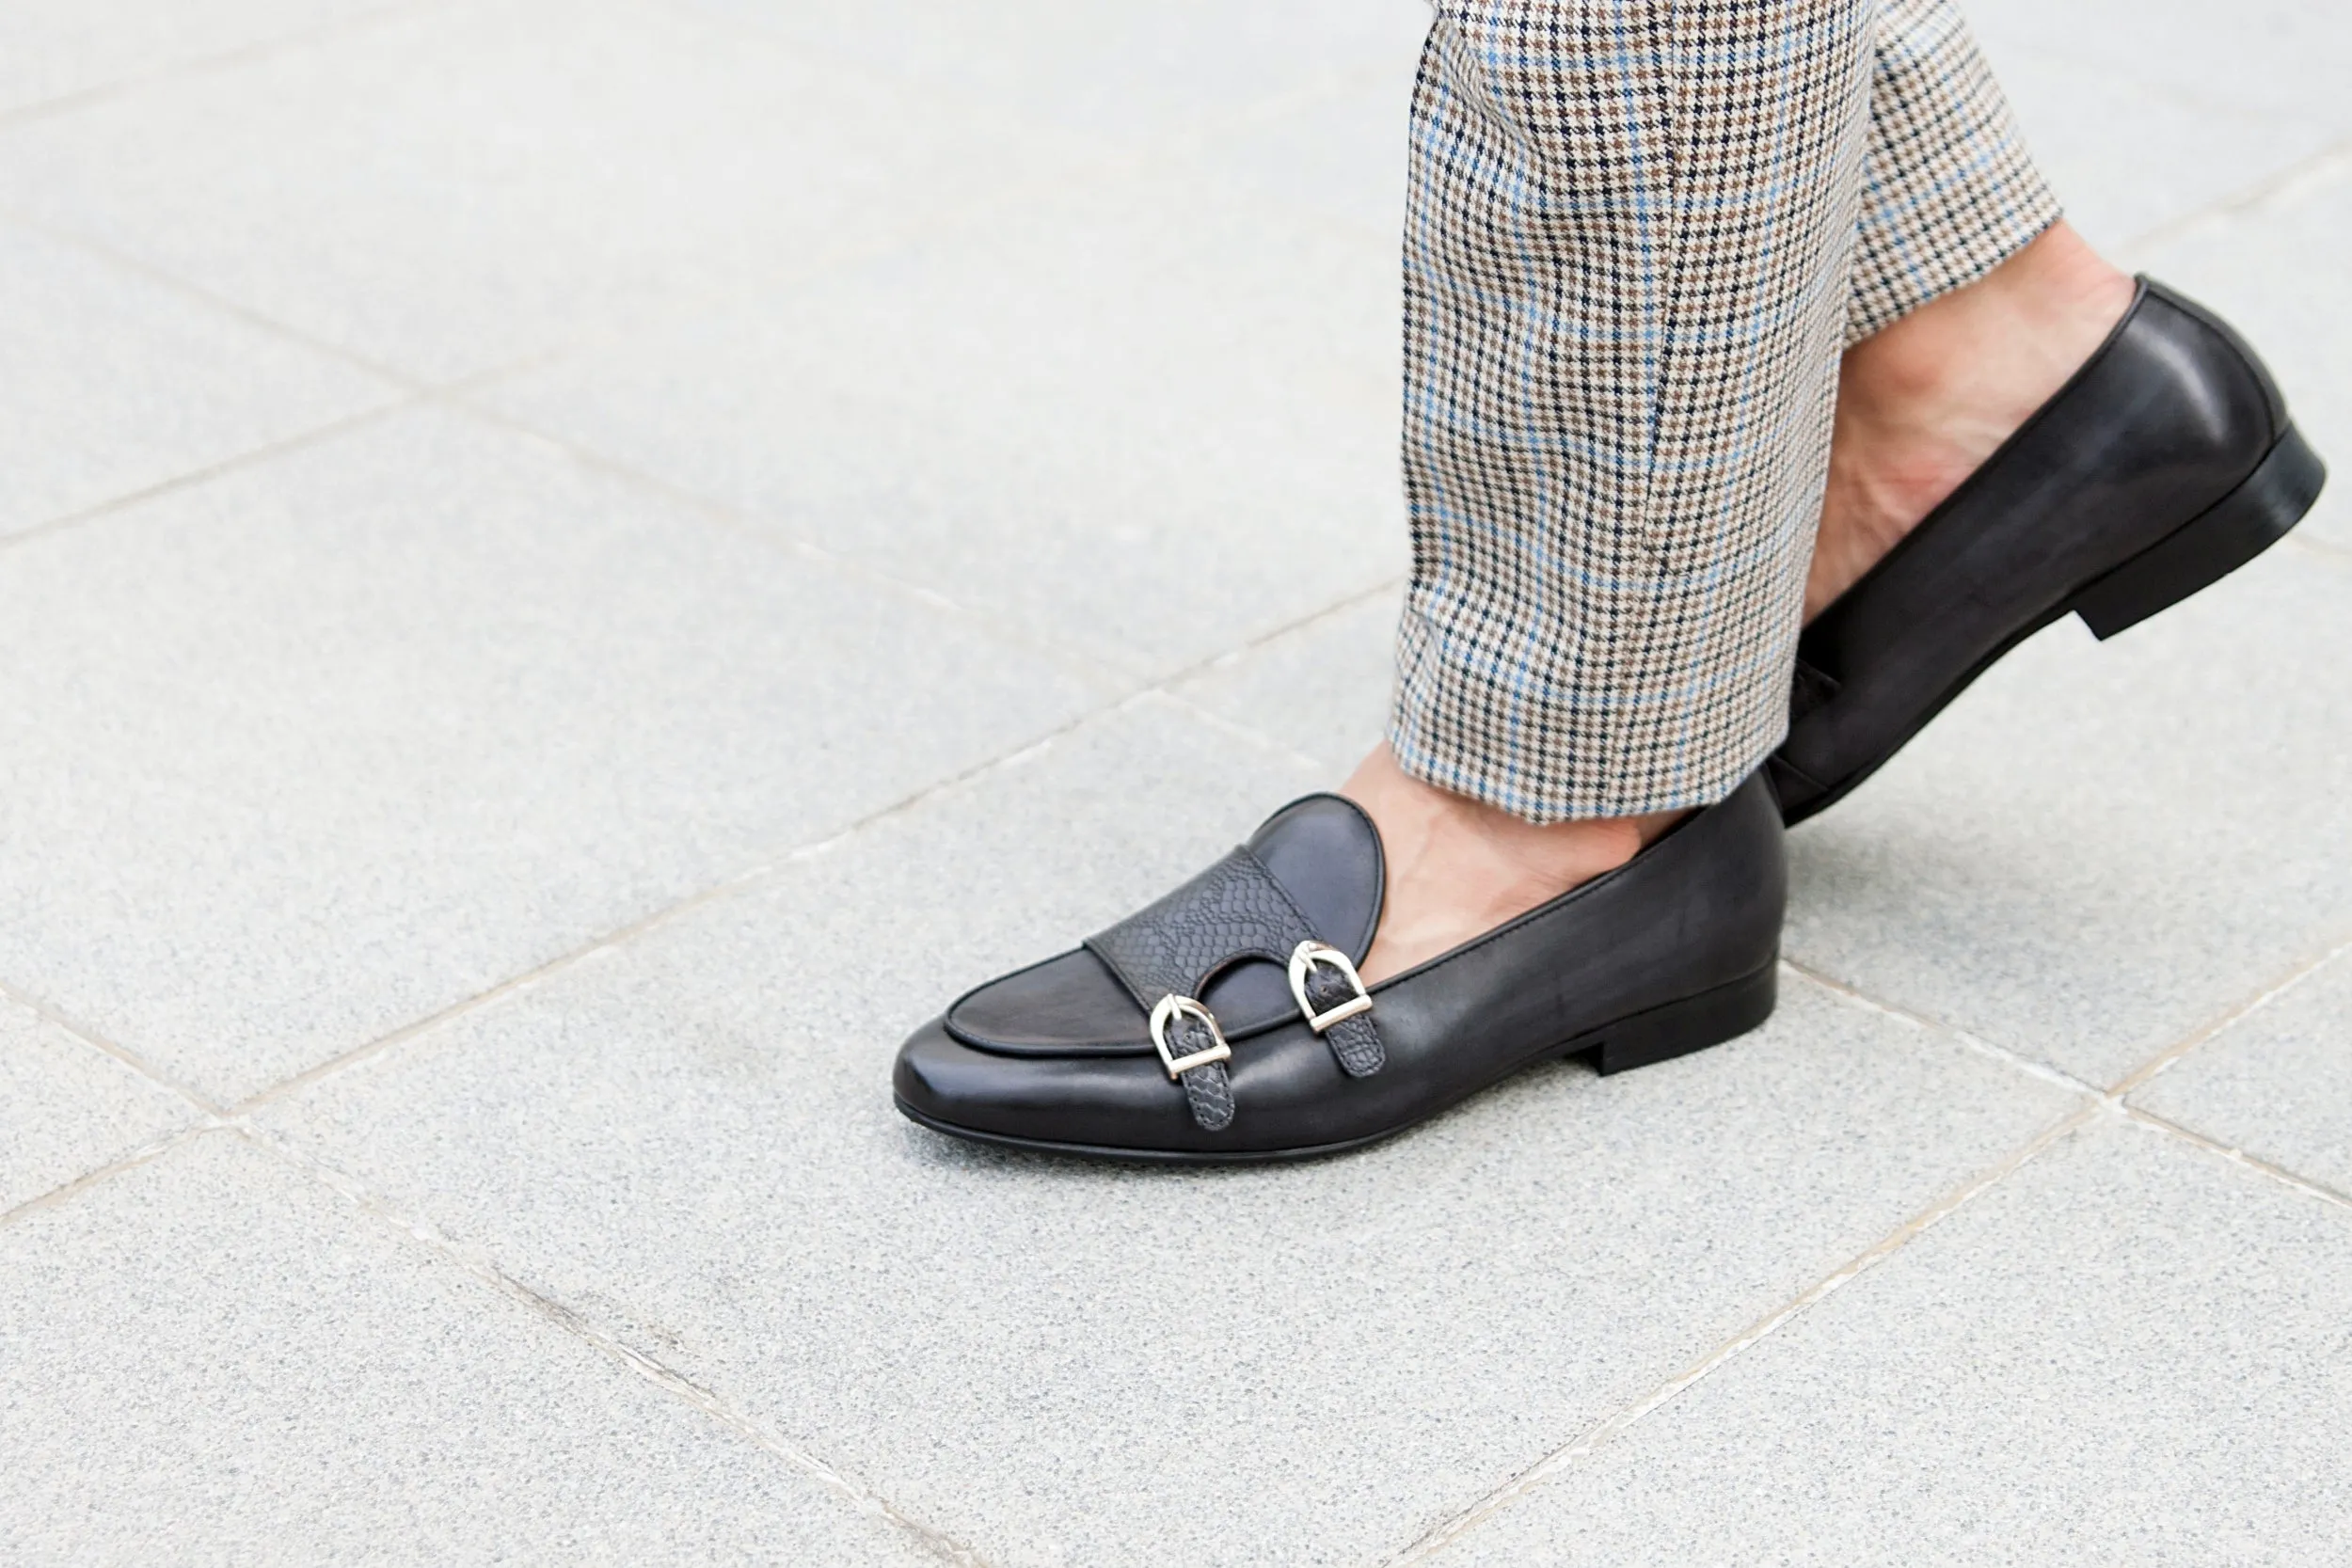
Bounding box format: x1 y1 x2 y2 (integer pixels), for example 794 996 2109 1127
2071 425 2327 641
1589 961 1778 1077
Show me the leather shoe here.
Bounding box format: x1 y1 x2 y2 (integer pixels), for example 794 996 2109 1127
1773 277 2327 825
894 770 1785 1162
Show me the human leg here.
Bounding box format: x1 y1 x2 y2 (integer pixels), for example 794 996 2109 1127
895 1 1866 1155
1385 0 1876 826
1350 0 1883 977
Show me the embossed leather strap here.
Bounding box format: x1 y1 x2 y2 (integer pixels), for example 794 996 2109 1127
1086 847 1384 1130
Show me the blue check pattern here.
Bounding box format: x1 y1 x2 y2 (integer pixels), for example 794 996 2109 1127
1390 0 2058 819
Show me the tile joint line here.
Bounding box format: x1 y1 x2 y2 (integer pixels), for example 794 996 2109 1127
2119 1105 2352 1215
0 573 1403 1217
0 400 422 560
1379 1098 2101 1567
231 583 1397 1116
2119 132 2351 255
0 1123 217 1233
1778 956 2102 1098
1389 928 2352 1563
233 1124 1000 1568
0 975 227 1119
0 0 435 135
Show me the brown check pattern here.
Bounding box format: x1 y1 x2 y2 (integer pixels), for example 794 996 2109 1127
1849 0 2060 341
1389 0 2059 820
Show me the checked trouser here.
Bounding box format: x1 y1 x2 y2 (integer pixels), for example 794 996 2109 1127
1388 0 2058 819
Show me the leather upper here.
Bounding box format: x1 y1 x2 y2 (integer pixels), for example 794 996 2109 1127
944 793 1383 1055
1774 277 2288 818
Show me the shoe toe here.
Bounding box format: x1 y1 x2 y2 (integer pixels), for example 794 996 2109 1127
893 1017 1191 1152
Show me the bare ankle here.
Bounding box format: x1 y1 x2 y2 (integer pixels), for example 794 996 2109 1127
1843 224 2133 415
1807 223 2134 620
1342 745 1679 983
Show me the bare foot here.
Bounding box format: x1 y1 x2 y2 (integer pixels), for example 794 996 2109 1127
1341 745 1683 983
1807 222 2137 621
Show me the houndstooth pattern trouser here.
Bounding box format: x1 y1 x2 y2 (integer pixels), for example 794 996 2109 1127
1388 0 2059 819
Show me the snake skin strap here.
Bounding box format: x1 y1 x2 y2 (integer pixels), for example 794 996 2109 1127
1085 846 1384 1131
1155 1008 1237 1132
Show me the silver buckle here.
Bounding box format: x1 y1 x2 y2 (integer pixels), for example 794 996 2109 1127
1149 995 1232 1080
1288 941 1373 1034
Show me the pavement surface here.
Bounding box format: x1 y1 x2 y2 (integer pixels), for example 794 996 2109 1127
3 2 2349 1563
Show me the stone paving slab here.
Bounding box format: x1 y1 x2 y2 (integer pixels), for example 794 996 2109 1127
1968 0 2352 136
0 993 194 1212
680 0 1432 150
0 0 1073 382
0 0 392 118
0 216 394 538
2134 950 2352 1199
1422 1116 2352 1567
1183 69 1419 244
1785 541 2352 1087
0 407 1095 1105
0 1130 943 1566
255 697 2084 1568
1974 44 2340 249
1170 585 1403 779
481 162 1407 685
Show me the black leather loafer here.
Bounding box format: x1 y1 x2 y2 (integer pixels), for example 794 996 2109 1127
1773 277 2328 826
894 770 1785 1163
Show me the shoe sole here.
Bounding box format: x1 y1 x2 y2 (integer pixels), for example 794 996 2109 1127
1783 424 2328 829
894 958 1780 1164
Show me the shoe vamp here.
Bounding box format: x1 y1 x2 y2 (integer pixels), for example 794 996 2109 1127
944 794 1381 1056
943 947 1307 1054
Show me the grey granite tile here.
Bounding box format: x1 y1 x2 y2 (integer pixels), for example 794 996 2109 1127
1975 43 2337 250
2133 950 2352 1199
0 406 1097 1105
679 0 1432 150
484 166 1408 682
0 993 194 1212
0 218 395 538
0 0 392 117
0 1131 940 1566
1427 1115 2352 1567
1170 584 1402 780
2130 159 2352 550
1967 0 2352 134
258 697 2081 1568
1181 69 1422 245
1786 541 2352 1087
0 0 1069 381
